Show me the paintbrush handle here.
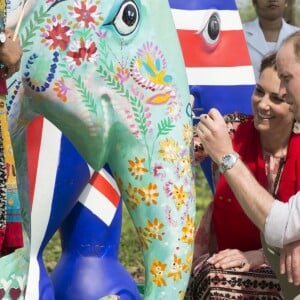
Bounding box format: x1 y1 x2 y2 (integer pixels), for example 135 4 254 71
12 1 27 41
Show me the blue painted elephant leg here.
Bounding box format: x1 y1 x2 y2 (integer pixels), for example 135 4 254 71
52 193 141 299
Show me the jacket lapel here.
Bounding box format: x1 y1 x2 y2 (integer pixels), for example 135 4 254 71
243 18 269 56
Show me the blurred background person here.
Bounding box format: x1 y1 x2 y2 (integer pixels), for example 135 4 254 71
242 0 299 81
0 28 23 256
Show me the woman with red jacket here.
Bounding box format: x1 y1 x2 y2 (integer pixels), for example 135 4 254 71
187 51 300 299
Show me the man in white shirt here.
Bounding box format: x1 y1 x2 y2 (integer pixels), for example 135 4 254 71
196 31 300 299
243 0 299 81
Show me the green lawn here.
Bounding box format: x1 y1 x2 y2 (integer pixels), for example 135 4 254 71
43 167 212 282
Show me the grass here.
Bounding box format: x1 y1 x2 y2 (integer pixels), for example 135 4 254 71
43 167 212 282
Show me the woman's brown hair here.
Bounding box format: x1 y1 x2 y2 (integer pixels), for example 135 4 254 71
259 52 277 75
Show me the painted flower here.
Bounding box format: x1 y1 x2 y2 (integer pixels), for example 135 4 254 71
125 183 140 209
128 157 148 180
138 183 159 206
178 156 192 178
132 42 175 105
53 77 70 102
172 184 187 210
95 29 108 39
167 254 188 282
181 215 195 245
150 259 167 287
114 66 130 84
41 15 71 51
66 37 98 69
137 42 172 86
69 0 103 29
163 181 173 197
183 123 193 146
167 100 182 122
159 138 179 163
143 54 170 85
145 218 164 241
152 163 166 179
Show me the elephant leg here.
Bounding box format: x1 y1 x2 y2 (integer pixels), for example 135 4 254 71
25 117 91 299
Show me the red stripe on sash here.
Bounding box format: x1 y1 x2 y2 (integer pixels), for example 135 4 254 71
89 172 120 208
27 116 44 209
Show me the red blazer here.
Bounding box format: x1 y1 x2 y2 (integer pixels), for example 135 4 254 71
212 118 300 251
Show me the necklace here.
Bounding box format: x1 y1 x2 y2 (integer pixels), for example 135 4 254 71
272 156 285 198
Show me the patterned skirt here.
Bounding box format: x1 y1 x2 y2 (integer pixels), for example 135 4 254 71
185 257 283 300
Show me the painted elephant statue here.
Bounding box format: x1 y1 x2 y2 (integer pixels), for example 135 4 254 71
27 116 140 300
170 0 255 191
1 0 196 299
49 0 256 298
49 1 256 299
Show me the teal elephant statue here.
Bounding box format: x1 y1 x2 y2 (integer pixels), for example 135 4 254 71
1 0 196 299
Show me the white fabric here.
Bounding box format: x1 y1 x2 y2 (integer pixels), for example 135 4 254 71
266 41 276 52
264 192 300 248
243 18 300 81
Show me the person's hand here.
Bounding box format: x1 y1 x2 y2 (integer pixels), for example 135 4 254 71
0 28 22 79
280 240 300 285
206 248 265 272
195 108 234 165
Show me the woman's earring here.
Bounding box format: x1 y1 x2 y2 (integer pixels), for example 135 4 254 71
293 121 300 134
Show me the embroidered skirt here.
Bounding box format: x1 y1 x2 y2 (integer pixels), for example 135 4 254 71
185 256 283 300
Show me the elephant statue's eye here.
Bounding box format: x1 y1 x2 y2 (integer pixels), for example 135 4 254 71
113 1 139 36
201 12 220 46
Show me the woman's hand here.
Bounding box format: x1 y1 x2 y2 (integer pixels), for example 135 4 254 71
207 248 265 272
280 240 300 285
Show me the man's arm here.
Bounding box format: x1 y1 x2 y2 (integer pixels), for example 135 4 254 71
196 108 300 246
196 108 274 229
196 108 300 285
265 193 300 247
